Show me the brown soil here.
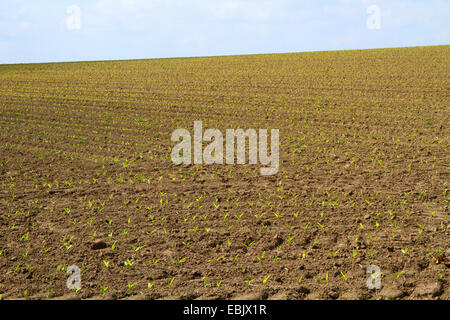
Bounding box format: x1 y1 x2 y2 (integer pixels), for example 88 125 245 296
0 45 448 300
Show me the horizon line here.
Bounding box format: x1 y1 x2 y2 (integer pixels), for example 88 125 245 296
1 43 449 66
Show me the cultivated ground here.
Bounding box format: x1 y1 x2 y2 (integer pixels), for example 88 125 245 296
0 45 448 300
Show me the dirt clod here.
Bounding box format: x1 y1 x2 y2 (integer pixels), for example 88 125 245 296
91 241 108 250
413 282 443 298
379 287 405 300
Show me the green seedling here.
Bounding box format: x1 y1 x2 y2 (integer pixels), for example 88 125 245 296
286 235 296 243
263 274 271 285
329 249 340 258
257 251 266 262
127 282 138 290
124 259 134 267
245 278 255 287
168 277 175 288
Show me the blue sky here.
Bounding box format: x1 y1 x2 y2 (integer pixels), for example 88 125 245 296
0 0 449 64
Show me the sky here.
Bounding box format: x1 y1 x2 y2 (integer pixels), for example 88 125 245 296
0 0 449 64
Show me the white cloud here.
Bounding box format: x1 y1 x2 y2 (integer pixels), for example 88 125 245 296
121 0 137 10
19 21 30 30
209 1 272 21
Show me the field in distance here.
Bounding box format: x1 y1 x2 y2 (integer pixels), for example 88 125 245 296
0 45 448 300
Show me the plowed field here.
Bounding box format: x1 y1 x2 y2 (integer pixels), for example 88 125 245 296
0 45 448 300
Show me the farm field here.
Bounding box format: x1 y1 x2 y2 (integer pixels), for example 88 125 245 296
0 45 448 300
